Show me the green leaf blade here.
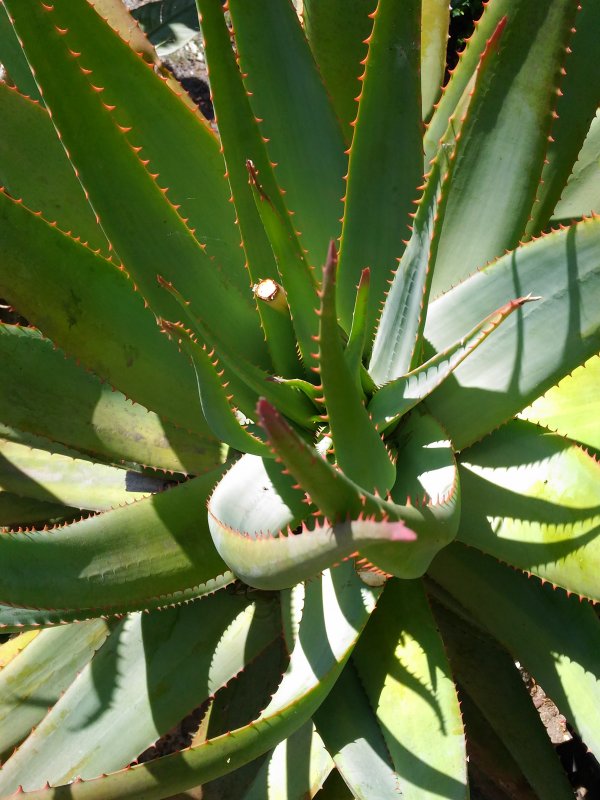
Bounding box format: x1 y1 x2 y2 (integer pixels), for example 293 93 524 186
353 579 468 800
337 0 423 334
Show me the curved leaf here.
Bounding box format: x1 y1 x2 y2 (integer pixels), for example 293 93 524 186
433 600 574 800
429 543 600 761
5 564 379 800
0 594 280 792
457 420 600 601
0 468 231 612
369 295 537 430
518 351 600 449
353 579 467 800
0 621 110 760
314 661 401 799
0 324 220 474
425 216 600 449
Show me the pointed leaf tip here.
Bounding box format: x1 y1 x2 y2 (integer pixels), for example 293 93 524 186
386 520 417 542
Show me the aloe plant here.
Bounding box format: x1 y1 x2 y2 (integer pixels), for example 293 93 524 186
0 0 599 797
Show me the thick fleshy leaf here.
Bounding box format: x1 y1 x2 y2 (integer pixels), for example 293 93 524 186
0 83 106 252
227 0 347 269
9 564 379 800
433 600 574 800
552 110 600 223
6 0 247 293
0 3 41 100
241 722 333 800
459 690 547 800
0 437 160 511
428 543 600 761
423 0 509 165
424 216 600 449
369 296 537 430
159 275 316 428
159 320 271 458
0 190 214 436
0 593 280 792
344 268 371 393
353 579 467 800
337 0 422 334
518 352 600 449
0 621 110 760
524 0 600 236
0 468 232 612
456 420 600 601
369 135 448 385
208 435 417 590
421 0 450 122
196 0 300 377
246 163 320 370
314 661 401 799
430 0 578 297
0 491 73 529
369 15 505 386
5 0 267 367
302 0 375 143
248 401 459 583
318 244 395 494
0 324 220 474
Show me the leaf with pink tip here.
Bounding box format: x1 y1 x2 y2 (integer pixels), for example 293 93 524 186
207 401 459 588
